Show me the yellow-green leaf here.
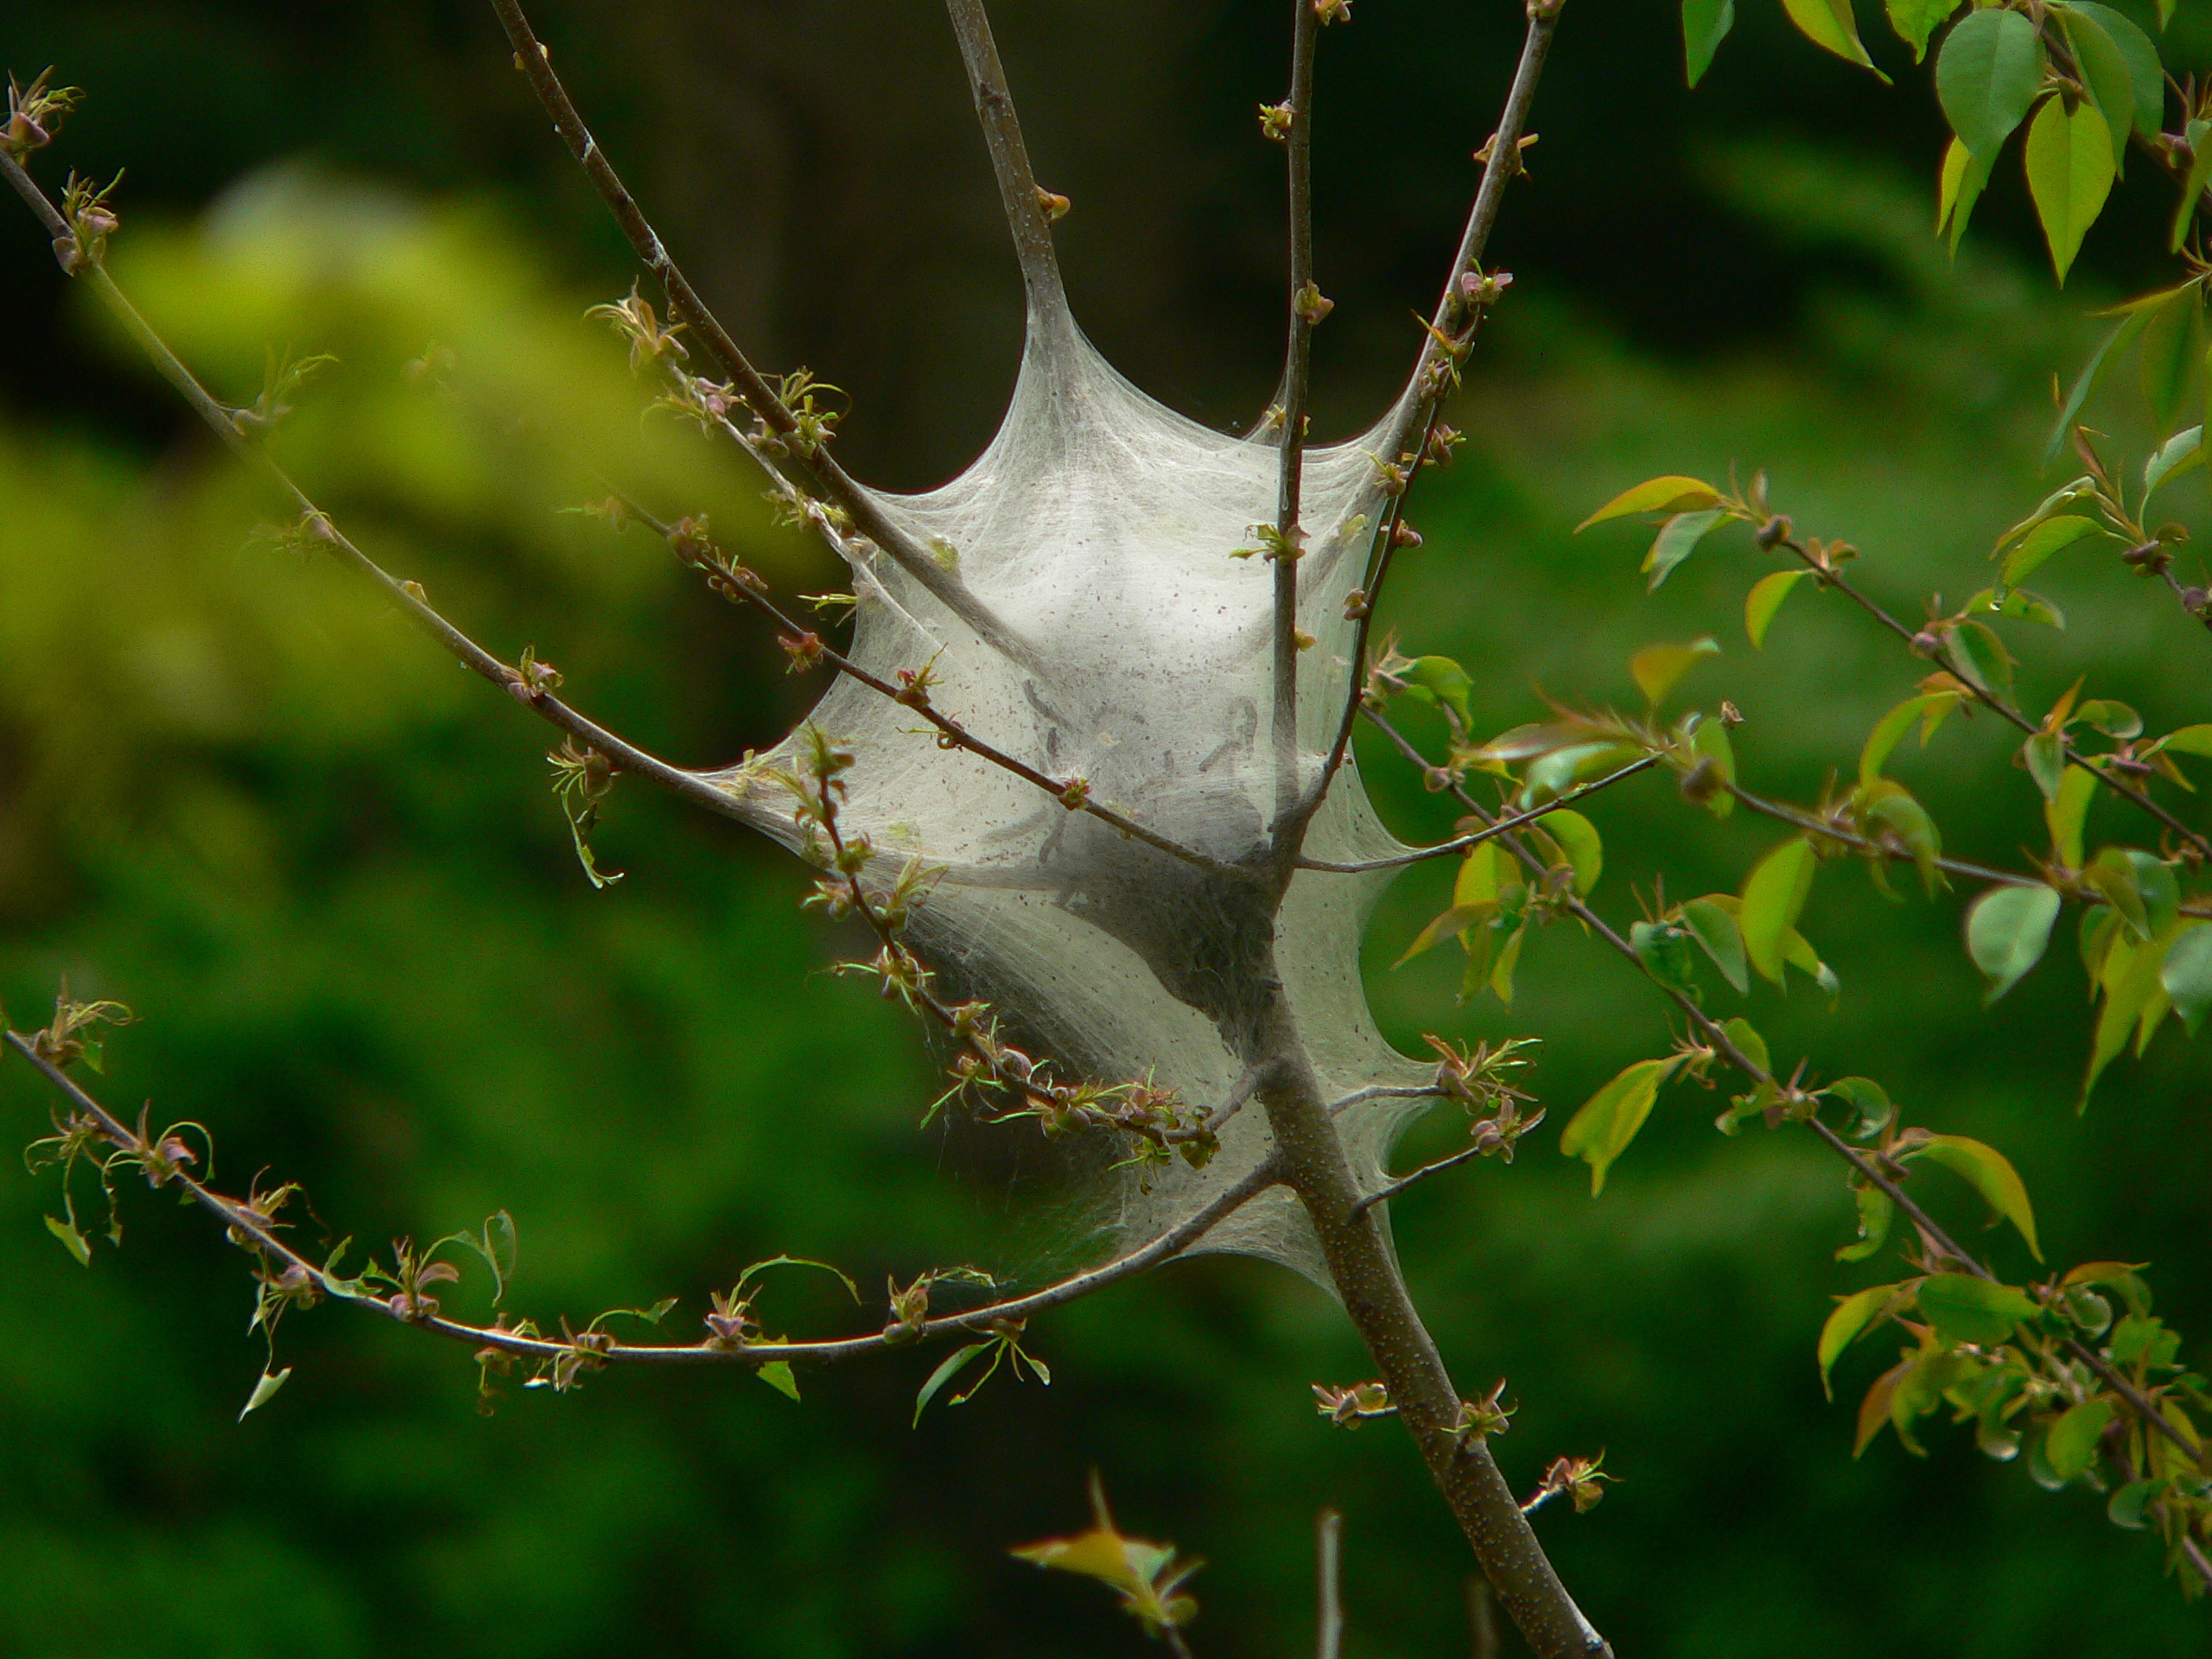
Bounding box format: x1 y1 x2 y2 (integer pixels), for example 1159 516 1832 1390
1887 0 1960 62
1965 885 2062 1004
1999 514 2101 585
1745 568 1812 648
1560 1055 1687 1196
1741 836 1818 984
1630 635 1721 705
1536 808 1603 895
1782 0 1891 79
1911 1134 2043 1260
2025 94 2116 285
2046 1397 2118 1480
2046 761 2098 868
1684 0 1737 85
1819 1281 1912 1399
1916 1272 2037 1345
1937 136 1993 255
1575 475 1719 531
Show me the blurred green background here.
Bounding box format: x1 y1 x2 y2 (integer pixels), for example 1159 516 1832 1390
3 2 2209 1655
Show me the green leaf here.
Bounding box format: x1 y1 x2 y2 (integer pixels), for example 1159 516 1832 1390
1936 9 2044 162
1997 514 2100 585
2047 761 2099 868
1745 568 1812 648
238 1367 294 1422
1398 656 1474 728
756 1359 802 1401
1630 635 1721 705
2173 118 2212 251
1886 0 1960 60
735 1254 862 1302
44 1213 90 1266
1643 509 1726 591
1782 0 1891 78
1859 692 1958 786
1690 715 1736 818
2065 3 2164 139
1917 1272 2039 1345
2142 298 2205 435
2084 845 2151 939
1937 136 1994 254
1819 1281 1910 1399
2025 93 2116 285
1560 1056 1687 1196
2160 923 2212 1036
1455 838 1505 909
1837 1182 1896 1262
1576 475 1719 531
1965 585 2065 630
1684 0 1737 86
2045 308 2152 463
2045 1396 2118 1480
914 1341 990 1426
2059 8 2135 170
1741 837 1818 984
2024 731 2066 802
2108 1478 2165 1530
1537 807 1603 895
1966 885 2063 1004
1632 919 1701 998
1947 618 2013 694
2156 722 2212 758
2112 1312 2181 1366
1859 780 1943 894
1823 1076 1895 1140
2143 424 2204 505
1486 921 1527 1007
1681 897 1749 992
1912 1134 2044 1260
1720 1014 1770 1077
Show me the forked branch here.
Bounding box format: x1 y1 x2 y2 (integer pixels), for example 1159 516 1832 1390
943 0 1069 323
1269 0 1323 838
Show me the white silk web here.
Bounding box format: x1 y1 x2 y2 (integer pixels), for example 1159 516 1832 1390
720 307 1435 1283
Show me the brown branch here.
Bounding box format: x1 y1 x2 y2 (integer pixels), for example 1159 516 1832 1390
483 0 1045 677
942 0 1069 325
1271 0 1323 838
1346 1142 1486 1218
1361 707 2212 1522
1297 755 1658 874
1303 0 1559 828
2 1027 1282 1370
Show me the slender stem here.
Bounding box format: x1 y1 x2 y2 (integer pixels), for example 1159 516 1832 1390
1 1027 1280 1370
1271 0 1322 839
942 0 1069 325
1347 1143 1486 1218
1306 0 1559 824
1297 755 1658 874
483 0 1042 676
1779 539 2212 863
1244 988 1611 1659
1315 1509 1344 1659
1363 707 2212 1497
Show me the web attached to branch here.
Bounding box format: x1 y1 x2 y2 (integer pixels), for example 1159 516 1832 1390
718 308 1433 1283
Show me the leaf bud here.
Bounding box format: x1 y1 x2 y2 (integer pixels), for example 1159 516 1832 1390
1753 514 1792 550
1391 519 1423 549
2120 540 2171 575
1909 629 1942 658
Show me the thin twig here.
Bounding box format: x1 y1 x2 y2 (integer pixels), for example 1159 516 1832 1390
1348 1143 1485 1218
1304 0 1559 827
1315 1509 1344 1659
1 1027 1281 1370
1297 755 1659 874
1270 0 1322 839
942 0 1068 323
483 0 1043 675
1361 707 2212 1510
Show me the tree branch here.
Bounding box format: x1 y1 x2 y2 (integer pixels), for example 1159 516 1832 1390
2 1026 1281 1370
1271 0 1323 839
483 0 1044 676
942 0 1069 326
1296 755 1657 874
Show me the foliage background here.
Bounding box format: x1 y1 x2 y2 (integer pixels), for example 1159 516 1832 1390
2 2 2208 1654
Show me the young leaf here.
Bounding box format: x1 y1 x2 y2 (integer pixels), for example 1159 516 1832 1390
1837 1183 1895 1262
2161 923 2212 1035
2046 761 2098 868
2059 8 2135 168
238 1367 294 1422
1560 1055 1687 1196
1740 837 1818 984
1910 1134 2043 1260
1937 136 1993 253
914 1341 990 1426
1632 920 1701 999
1399 656 1474 728
1681 897 1749 993
1684 0 1737 86
2141 297 2204 434
2045 307 2152 462
2025 93 2116 285
1537 808 1604 895
1745 568 1812 648
1916 1272 2037 1345
2045 1396 2118 1480
1965 885 2063 1004
2172 118 2212 251
1936 9 2044 162
1886 0 1960 61
1947 619 2013 694
2083 846 2151 939
756 1359 802 1401
1689 715 1736 818
1855 1356 1917 1456
1859 692 1956 787
1576 475 1719 531
1998 514 2100 585
1782 0 1891 79
2065 2 2163 140
1630 636 1720 705
1643 509 1726 590
1720 1014 1770 1076
1456 838 1504 909
2142 423 2203 505
1823 1076 1895 1140
1819 1281 1911 1398
44 1213 90 1266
